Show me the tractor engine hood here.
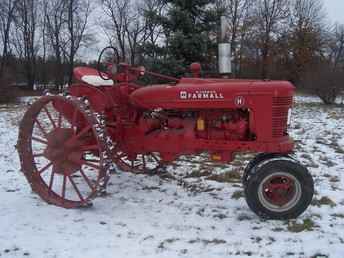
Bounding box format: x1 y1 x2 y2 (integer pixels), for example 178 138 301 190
130 78 295 110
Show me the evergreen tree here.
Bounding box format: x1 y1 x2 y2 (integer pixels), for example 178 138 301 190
151 0 221 76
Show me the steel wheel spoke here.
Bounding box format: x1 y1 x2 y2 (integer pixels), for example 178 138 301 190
150 153 160 162
67 153 101 170
142 155 146 170
32 136 48 145
57 112 62 128
62 175 67 199
71 108 78 130
67 125 92 146
83 161 101 170
83 158 100 163
117 153 127 158
133 164 142 169
80 168 95 191
34 119 48 138
43 106 57 129
68 176 85 202
74 125 92 139
115 152 162 173
48 170 55 194
80 144 100 151
38 162 53 175
33 153 45 158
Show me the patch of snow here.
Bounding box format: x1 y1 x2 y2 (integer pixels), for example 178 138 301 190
0 96 344 258
295 95 323 104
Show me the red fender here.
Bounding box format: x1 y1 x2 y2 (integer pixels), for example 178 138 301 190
68 84 110 112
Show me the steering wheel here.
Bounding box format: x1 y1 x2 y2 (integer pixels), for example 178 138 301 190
97 46 120 80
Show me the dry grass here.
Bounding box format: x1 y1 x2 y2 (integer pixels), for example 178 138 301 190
311 196 336 208
287 218 317 233
206 170 242 183
231 190 244 200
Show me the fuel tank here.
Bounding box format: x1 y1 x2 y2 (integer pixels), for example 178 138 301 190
130 78 295 109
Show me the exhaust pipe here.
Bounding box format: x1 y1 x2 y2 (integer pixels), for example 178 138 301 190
218 16 232 75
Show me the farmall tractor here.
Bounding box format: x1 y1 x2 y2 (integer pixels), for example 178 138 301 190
17 46 314 220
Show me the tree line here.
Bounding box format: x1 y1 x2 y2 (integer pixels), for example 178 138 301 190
0 0 344 104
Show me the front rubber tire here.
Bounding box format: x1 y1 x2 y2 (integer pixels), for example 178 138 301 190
245 159 314 220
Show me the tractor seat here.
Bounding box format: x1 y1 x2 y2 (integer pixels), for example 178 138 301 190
73 67 114 86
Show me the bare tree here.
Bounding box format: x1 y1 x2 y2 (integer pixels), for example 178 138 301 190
221 0 252 77
254 0 290 78
101 0 155 65
289 0 326 82
303 62 344 104
301 23 344 105
125 2 149 65
0 0 17 77
141 0 166 59
330 24 344 69
102 0 130 61
44 0 68 86
65 0 92 84
292 0 325 28
15 0 39 89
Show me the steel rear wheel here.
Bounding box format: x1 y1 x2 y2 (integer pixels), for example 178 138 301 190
244 159 314 220
17 95 111 208
105 112 164 175
113 150 164 174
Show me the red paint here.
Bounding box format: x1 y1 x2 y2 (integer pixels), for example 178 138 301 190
71 64 295 165
262 175 296 206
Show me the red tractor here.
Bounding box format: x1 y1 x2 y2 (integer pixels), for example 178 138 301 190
17 47 314 219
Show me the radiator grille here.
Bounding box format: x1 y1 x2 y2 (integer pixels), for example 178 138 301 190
272 96 292 138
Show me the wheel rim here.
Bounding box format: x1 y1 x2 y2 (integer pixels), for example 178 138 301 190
18 96 109 208
257 172 302 212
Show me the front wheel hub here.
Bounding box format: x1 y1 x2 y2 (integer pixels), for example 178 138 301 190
258 172 302 212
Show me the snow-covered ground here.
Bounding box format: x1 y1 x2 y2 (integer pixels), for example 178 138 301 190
0 96 344 258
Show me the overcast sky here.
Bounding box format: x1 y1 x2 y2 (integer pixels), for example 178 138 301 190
323 0 344 23
81 0 344 61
